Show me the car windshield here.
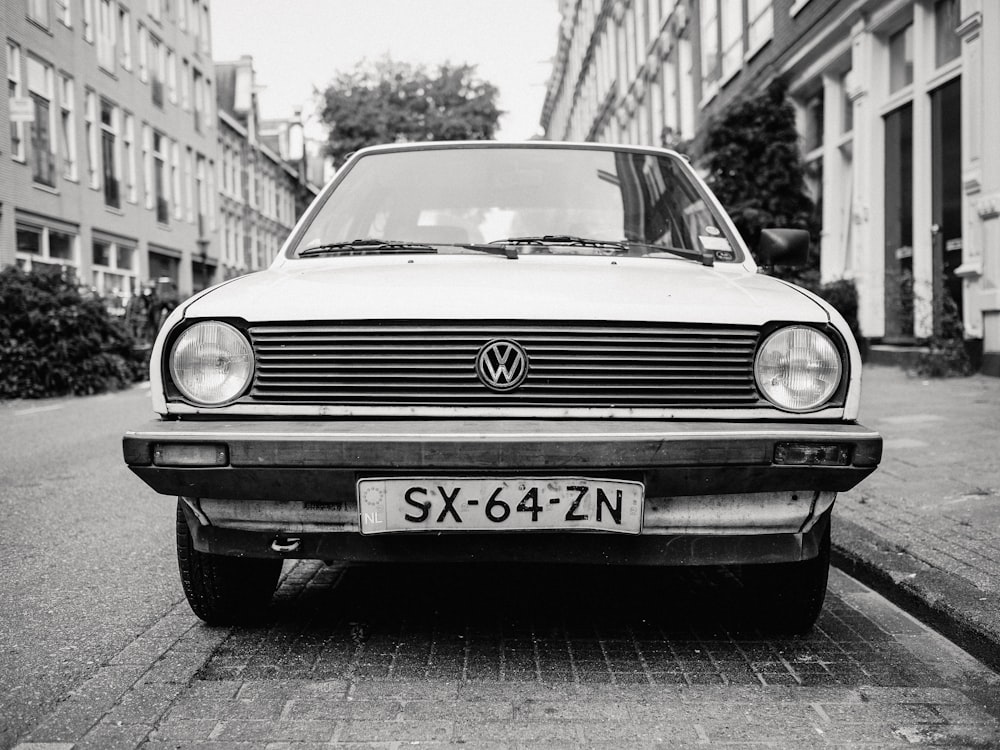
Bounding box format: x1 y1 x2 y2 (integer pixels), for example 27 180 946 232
291 146 742 263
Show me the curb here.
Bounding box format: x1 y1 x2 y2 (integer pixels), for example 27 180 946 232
832 516 1000 674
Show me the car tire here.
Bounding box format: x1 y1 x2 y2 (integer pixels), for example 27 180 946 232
175 500 283 625
739 515 831 636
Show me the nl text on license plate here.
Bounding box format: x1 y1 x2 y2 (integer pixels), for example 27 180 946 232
357 477 644 535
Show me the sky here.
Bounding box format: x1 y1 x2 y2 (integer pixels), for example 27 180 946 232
209 0 563 141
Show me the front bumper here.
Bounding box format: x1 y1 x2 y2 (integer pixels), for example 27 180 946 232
124 418 881 499
125 418 879 564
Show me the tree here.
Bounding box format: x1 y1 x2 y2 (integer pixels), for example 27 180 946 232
699 79 818 283
317 58 503 167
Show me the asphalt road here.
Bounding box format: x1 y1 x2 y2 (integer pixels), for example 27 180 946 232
3 387 1000 749
0 384 182 749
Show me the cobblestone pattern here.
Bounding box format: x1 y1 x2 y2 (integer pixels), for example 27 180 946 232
839 367 1000 592
15 559 1000 749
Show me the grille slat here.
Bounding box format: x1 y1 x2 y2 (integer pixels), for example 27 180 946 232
246 322 761 408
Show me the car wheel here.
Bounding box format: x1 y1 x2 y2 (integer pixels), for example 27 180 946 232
175 500 283 625
739 515 831 636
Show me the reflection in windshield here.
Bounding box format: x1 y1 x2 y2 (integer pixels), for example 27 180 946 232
294 147 736 262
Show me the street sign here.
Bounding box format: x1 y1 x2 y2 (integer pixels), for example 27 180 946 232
9 97 35 123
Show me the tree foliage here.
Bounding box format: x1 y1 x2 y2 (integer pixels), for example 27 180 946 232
700 80 818 282
0 266 146 398
318 58 503 167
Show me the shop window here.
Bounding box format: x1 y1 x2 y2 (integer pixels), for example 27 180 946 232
934 0 961 68
92 237 138 312
889 24 914 93
16 222 78 272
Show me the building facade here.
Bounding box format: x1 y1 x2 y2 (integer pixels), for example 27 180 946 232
215 57 317 280
542 0 1000 375
2 0 220 308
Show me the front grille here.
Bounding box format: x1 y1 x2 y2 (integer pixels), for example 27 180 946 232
246 322 762 408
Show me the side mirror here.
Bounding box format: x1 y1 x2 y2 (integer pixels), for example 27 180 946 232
759 228 810 267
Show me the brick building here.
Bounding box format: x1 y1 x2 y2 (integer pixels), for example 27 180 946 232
214 56 318 280
542 0 1000 375
2 0 220 305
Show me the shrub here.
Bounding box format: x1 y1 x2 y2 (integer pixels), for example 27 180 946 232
0 266 146 399
914 292 973 377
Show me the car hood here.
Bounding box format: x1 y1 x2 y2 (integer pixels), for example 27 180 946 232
185 255 829 326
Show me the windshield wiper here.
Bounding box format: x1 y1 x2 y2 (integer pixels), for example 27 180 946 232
299 239 438 257
489 235 628 252
626 242 715 266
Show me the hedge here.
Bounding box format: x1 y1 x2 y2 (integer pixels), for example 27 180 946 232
0 266 147 399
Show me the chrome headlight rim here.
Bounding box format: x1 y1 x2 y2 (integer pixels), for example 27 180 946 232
753 324 845 413
167 320 255 407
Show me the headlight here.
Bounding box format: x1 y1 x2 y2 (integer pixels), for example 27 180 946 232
169 321 254 406
754 326 842 412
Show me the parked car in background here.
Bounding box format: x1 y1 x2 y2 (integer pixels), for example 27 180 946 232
123 142 881 632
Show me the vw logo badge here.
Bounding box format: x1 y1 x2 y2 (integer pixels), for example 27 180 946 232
475 339 529 391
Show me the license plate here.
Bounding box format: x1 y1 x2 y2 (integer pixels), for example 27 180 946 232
357 477 644 535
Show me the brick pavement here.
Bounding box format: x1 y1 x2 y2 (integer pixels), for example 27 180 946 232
12 560 1000 749
834 365 1000 671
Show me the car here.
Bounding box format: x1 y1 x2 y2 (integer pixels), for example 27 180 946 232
123 141 881 632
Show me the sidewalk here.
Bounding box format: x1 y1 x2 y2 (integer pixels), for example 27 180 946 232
834 365 1000 671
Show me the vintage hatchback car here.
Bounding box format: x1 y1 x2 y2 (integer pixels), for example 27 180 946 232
123 142 881 631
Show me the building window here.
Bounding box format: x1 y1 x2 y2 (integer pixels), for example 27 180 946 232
180 58 190 110
177 0 186 29
96 0 117 71
142 124 153 209
153 130 169 223
166 49 177 103
59 75 77 181
195 152 206 234
700 0 720 92
184 146 194 221
148 0 161 22
192 68 204 131
200 3 210 54
934 0 961 68
91 237 137 307
100 99 120 207
82 0 95 42
171 140 182 220
137 24 148 82
747 0 773 57
27 56 56 188
720 0 743 81
55 0 70 26
189 0 201 51
84 90 99 188
15 222 78 273
119 6 132 70
28 0 50 27
149 34 164 107
123 113 137 202
889 24 914 93
7 42 25 162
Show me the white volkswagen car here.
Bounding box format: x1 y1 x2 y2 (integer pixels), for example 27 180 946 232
123 142 881 632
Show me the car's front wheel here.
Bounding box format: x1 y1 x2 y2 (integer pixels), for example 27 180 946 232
175 500 283 625
739 515 831 635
